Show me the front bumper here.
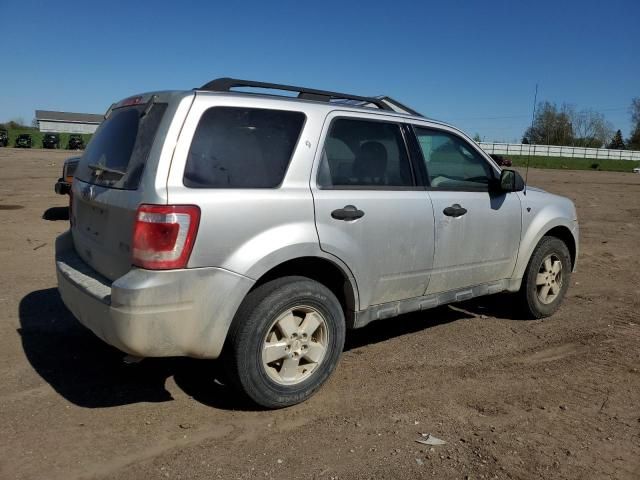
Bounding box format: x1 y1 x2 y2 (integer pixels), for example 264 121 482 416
571 219 580 272
55 231 254 358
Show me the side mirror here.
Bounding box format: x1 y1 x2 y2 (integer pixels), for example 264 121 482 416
498 169 525 192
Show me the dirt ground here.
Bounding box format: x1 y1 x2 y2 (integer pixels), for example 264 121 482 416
1 148 639 480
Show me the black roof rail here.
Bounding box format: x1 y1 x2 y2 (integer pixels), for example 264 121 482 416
377 96 423 117
199 77 394 112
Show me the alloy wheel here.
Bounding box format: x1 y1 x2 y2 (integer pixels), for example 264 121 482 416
262 306 329 385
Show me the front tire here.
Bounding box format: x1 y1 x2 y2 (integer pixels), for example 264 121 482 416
519 236 572 318
224 276 345 408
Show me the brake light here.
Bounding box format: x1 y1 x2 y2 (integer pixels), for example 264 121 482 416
120 96 143 107
132 204 200 270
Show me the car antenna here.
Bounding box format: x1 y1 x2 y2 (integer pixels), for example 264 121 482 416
524 83 538 195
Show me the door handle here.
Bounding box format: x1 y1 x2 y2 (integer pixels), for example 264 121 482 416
331 205 365 221
443 204 467 217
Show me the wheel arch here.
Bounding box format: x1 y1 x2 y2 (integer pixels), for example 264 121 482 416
544 225 577 270
250 256 359 324
511 216 578 290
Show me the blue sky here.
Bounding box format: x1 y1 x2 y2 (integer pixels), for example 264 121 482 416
1 0 638 142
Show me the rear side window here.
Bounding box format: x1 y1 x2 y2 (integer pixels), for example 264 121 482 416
75 103 167 190
317 118 414 188
184 107 305 188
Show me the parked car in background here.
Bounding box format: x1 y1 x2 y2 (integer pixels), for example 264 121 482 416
43 133 60 149
55 77 579 408
15 134 32 148
489 154 513 167
54 156 81 195
67 135 85 150
0 128 8 147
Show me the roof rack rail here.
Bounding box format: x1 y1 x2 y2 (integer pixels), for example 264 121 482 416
199 77 395 112
376 96 423 117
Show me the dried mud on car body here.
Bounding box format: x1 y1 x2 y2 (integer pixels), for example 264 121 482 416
0 148 639 479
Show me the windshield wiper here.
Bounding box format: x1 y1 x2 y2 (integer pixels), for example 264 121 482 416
140 94 158 119
88 163 126 177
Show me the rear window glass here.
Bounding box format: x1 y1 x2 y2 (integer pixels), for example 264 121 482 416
184 107 305 188
75 103 167 190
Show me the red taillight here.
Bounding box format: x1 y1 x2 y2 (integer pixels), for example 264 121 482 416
132 204 200 270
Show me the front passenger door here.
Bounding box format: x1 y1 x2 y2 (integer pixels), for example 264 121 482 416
412 127 522 294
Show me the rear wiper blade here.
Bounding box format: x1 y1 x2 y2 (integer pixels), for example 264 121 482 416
140 94 158 118
88 164 126 176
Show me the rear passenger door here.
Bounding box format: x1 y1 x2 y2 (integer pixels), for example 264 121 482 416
311 112 435 310
166 99 316 275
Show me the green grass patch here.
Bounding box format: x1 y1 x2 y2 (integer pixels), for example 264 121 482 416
2 126 92 150
508 155 639 172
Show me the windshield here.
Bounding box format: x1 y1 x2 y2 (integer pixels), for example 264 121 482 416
75 103 167 190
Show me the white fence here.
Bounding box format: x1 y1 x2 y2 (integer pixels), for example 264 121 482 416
478 142 640 161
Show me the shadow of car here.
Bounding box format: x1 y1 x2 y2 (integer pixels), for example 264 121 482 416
18 286 476 410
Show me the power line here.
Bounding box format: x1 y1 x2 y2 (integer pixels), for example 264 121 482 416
436 105 629 123
438 114 529 121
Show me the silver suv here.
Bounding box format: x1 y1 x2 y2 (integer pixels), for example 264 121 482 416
56 78 579 408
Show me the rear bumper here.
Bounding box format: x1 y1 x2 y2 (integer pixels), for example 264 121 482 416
55 231 254 359
55 178 71 195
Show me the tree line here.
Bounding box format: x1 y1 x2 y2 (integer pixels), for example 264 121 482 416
522 98 640 150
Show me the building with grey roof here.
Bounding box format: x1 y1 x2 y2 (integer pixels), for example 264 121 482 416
35 110 103 134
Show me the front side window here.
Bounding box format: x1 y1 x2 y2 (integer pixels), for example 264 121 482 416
317 118 414 188
414 127 495 190
184 107 305 188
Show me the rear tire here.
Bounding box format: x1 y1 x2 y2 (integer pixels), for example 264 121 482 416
223 276 345 409
519 236 572 318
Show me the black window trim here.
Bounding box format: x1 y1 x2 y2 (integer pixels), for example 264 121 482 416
182 106 307 190
408 124 499 192
401 123 429 188
316 116 424 191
